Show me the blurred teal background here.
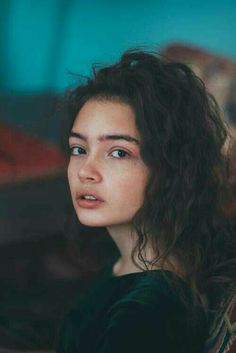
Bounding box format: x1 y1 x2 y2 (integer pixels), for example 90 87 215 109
1 0 236 93
1 2 236 350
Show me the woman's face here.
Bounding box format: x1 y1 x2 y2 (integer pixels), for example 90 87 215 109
67 99 149 228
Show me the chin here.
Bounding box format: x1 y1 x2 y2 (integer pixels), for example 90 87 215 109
77 215 109 228
75 208 134 229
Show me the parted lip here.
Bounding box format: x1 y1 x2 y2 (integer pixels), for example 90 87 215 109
76 191 104 202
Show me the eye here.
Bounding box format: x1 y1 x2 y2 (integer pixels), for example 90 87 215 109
110 149 129 158
69 146 86 156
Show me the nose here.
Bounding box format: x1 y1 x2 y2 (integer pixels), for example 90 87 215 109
77 156 102 183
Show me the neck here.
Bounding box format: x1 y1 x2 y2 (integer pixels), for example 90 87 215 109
106 224 183 278
107 223 137 262
106 223 156 276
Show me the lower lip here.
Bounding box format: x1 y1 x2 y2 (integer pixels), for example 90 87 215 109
76 198 104 209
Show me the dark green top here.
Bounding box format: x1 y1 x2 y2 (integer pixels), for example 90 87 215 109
57 255 208 353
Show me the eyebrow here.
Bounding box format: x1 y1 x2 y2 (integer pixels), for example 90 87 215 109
69 131 140 145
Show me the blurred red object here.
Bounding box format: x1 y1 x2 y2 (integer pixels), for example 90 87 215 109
0 122 66 184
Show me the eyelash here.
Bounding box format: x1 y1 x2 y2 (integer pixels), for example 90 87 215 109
110 149 129 158
69 146 86 156
69 146 130 159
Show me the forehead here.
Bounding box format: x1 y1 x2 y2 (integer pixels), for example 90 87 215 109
72 99 139 137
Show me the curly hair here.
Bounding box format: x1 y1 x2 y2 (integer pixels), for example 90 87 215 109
63 49 236 314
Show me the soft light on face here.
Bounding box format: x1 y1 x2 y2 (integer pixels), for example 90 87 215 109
67 99 149 229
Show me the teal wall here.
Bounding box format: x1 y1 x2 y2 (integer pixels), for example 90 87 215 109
1 0 236 93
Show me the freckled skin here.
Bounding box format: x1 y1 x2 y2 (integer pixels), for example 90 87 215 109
67 99 149 228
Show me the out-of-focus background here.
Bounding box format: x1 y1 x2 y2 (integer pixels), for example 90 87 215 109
1 0 236 351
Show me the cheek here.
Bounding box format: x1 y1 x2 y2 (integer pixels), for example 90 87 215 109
67 162 76 190
112 166 148 206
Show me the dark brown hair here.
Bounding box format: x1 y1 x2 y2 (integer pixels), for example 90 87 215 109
64 49 236 314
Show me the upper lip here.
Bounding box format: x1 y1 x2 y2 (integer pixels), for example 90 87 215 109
76 191 104 202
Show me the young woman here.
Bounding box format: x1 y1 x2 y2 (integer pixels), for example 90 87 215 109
58 50 236 353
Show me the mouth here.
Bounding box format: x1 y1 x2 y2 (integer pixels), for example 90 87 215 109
75 192 104 209
76 192 104 202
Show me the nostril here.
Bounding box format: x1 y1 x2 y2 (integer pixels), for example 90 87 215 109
77 164 102 183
